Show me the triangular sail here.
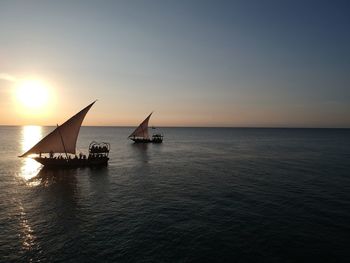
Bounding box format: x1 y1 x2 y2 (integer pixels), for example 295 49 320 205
128 112 152 139
19 101 96 157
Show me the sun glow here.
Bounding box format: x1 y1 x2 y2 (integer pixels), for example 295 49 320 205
16 80 50 110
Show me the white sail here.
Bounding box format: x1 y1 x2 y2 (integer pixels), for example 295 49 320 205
19 101 96 157
128 112 152 139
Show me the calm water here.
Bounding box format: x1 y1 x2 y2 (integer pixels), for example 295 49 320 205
0 126 349 262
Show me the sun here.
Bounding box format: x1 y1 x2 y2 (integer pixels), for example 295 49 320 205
16 80 50 109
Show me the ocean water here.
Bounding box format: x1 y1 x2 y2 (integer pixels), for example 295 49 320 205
0 126 349 262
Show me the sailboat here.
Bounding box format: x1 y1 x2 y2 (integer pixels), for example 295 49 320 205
128 112 163 143
19 101 110 167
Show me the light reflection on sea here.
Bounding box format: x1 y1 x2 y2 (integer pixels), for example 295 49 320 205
18 203 36 251
19 126 43 183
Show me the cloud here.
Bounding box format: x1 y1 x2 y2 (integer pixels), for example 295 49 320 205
0 73 17 82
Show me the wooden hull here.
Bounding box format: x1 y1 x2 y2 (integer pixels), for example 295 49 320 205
34 157 109 168
130 138 163 143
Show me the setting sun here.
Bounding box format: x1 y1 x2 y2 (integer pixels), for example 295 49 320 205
16 80 50 109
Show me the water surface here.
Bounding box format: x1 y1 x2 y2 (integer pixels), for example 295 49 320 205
0 127 349 262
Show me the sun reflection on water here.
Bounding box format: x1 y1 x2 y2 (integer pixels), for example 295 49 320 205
20 126 43 182
18 204 36 251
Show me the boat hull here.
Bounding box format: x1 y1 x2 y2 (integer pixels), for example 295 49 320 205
33 157 109 168
130 138 163 143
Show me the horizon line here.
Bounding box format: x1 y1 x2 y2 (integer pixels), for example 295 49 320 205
0 124 349 129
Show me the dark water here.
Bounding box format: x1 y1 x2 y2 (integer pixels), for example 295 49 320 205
0 127 349 262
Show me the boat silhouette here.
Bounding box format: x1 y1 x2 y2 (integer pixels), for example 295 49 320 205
128 112 163 143
19 101 110 167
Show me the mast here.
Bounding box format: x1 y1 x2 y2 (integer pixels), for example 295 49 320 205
57 124 69 160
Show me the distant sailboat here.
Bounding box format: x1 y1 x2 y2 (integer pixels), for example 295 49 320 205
128 112 163 143
19 101 110 167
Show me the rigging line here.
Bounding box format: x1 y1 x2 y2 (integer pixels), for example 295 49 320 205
57 124 69 160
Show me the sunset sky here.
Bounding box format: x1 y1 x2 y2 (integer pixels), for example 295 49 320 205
1 0 349 127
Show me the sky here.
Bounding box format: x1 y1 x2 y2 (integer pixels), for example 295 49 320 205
0 0 349 127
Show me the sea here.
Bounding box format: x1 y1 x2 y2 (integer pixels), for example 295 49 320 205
0 126 349 262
